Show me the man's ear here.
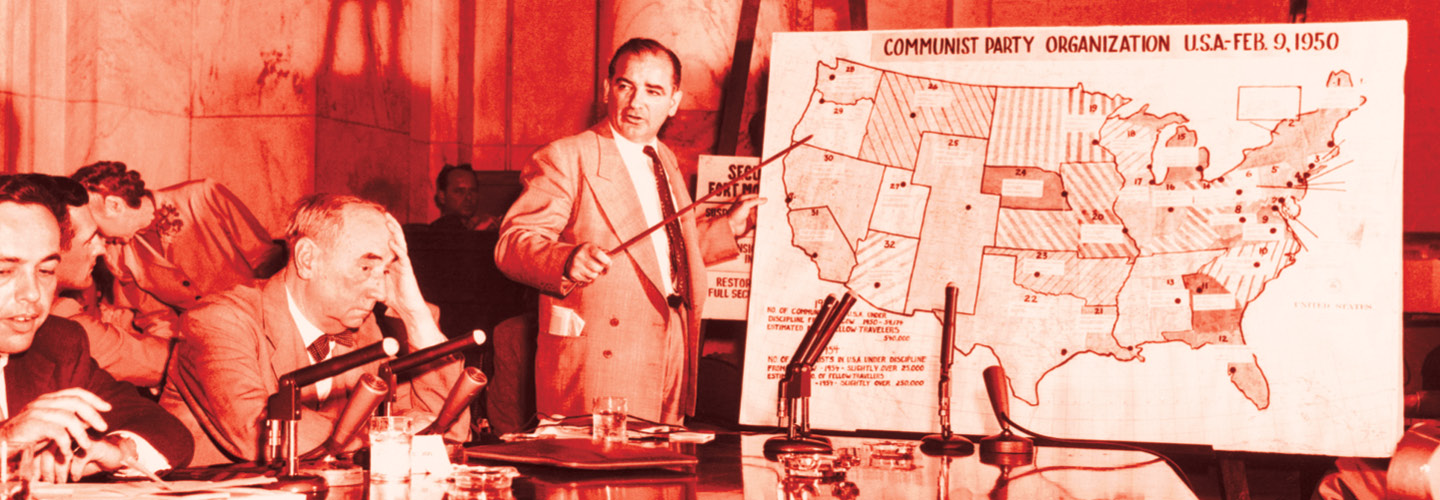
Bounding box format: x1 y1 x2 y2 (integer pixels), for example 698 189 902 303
601 80 611 104
292 238 317 279
102 195 128 216
666 89 683 117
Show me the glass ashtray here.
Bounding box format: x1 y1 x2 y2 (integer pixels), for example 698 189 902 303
864 441 914 459
449 465 520 490
778 452 826 477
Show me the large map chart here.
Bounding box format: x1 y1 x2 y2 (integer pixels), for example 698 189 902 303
741 22 1406 457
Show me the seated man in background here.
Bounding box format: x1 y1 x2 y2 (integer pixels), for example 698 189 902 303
162 194 468 466
430 163 498 231
22 174 171 388
0 175 192 482
70 161 280 342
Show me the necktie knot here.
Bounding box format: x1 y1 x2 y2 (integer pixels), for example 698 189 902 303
307 331 357 361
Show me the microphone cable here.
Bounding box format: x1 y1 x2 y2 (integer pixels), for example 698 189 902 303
998 413 1195 492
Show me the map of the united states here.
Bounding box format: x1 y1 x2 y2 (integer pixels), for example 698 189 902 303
781 58 1362 409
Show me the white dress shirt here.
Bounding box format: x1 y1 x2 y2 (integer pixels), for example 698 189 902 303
285 289 333 401
609 125 676 295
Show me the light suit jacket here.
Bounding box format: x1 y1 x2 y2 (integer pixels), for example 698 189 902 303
160 275 466 466
495 124 739 421
110 179 279 339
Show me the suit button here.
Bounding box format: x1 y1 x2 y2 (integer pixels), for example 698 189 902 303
182 280 191 287
195 295 203 301
609 318 619 327
602 350 613 359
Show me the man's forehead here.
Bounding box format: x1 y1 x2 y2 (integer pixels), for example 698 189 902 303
328 206 391 256
0 202 60 251
614 53 675 85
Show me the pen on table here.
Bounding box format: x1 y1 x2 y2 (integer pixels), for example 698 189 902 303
122 457 172 490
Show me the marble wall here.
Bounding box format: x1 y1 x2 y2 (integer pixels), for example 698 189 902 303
1 0 1436 230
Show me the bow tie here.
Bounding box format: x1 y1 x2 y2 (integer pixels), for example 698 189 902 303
307 331 357 361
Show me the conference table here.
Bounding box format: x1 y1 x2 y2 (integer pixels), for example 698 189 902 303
331 433 1198 499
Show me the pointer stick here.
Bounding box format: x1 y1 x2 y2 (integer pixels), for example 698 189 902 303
605 135 814 257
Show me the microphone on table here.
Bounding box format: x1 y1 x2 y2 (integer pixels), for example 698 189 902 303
265 338 399 481
921 283 975 456
378 329 487 415
417 366 488 435
300 373 390 460
978 365 1034 466
764 292 857 460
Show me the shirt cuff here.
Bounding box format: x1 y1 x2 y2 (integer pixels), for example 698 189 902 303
109 430 171 473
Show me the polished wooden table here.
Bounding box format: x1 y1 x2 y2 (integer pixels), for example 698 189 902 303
333 433 1198 499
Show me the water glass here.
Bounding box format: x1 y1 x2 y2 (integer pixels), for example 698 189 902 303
591 396 628 444
369 416 412 481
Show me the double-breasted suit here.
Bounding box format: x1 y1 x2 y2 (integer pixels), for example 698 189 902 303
495 124 739 424
159 276 465 466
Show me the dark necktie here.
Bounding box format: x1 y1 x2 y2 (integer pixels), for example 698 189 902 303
307 331 357 361
643 146 691 309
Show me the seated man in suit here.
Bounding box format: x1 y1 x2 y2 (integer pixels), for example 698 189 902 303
70 161 280 343
22 174 171 388
162 194 468 466
0 175 192 482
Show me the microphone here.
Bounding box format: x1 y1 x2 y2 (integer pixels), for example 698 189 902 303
764 292 857 460
418 366 488 435
303 373 390 459
285 338 400 388
266 338 400 475
978 365 1033 466
378 330 486 416
921 283 974 456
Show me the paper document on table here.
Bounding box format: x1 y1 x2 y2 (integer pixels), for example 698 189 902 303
30 476 301 499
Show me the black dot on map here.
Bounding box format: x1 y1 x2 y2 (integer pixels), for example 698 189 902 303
810 253 819 258
1217 176 1225 183
829 74 835 80
1327 141 1335 147
1270 228 1278 234
1271 205 1279 211
1061 191 1068 197
1126 346 1134 351
1174 298 1182 304
1196 166 1204 172
1034 272 1041 277
1149 180 1157 185
1121 228 1129 234
1229 367 1237 374
901 182 907 187
1286 181 1294 188
1235 189 1243 195
1303 172 1311 179
1146 164 1153 170
910 112 917 118
1308 163 1316 169
1091 139 1100 145
819 98 826 104
965 205 972 210
1253 262 1261 268
1167 207 1174 213
1061 349 1068 356
874 282 881 288
1239 217 1247 223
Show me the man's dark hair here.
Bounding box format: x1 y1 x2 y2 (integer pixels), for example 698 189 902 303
0 174 67 232
435 163 476 192
608 38 681 89
9 174 86 249
71 161 152 209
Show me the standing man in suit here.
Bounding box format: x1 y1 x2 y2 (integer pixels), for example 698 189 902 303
0 175 192 482
496 38 761 425
70 161 280 342
162 194 468 466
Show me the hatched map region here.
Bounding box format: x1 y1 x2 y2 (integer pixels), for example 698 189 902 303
781 57 1361 409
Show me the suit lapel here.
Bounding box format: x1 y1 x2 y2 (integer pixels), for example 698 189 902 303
586 126 665 294
260 278 316 400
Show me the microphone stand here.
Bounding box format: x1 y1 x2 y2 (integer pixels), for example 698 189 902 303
262 338 399 496
378 329 486 416
921 283 975 456
265 338 400 476
764 292 857 460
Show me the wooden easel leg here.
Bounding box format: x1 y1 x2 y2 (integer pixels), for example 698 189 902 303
1219 454 1251 500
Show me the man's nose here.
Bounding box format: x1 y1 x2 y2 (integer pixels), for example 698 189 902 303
14 271 42 305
